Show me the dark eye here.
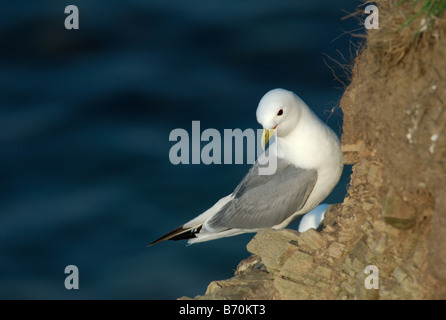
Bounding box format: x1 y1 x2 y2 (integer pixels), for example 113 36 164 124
277 109 283 116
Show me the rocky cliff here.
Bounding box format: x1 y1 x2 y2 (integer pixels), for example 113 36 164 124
181 0 446 299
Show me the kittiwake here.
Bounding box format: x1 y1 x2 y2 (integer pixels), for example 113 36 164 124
298 203 329 232
150 88 343 245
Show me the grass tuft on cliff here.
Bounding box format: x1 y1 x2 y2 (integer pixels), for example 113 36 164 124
397 0 446 32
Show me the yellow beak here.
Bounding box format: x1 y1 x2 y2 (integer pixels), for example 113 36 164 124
261 128 276 150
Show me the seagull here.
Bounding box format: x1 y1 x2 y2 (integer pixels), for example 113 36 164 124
149 88 343 245
298 203 330 232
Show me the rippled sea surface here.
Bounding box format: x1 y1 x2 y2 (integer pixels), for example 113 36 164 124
0 0 362 299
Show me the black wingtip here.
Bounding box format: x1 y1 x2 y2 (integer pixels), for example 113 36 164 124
148 225 202 247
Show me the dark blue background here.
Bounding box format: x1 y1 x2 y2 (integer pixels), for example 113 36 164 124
0 1 362 299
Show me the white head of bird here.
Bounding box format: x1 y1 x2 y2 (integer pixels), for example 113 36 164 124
256 88 306 148
256 88 342 171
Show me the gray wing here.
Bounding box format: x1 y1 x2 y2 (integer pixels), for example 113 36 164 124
207 157 317 230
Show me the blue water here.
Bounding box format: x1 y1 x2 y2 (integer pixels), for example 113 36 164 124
0 1 362 299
